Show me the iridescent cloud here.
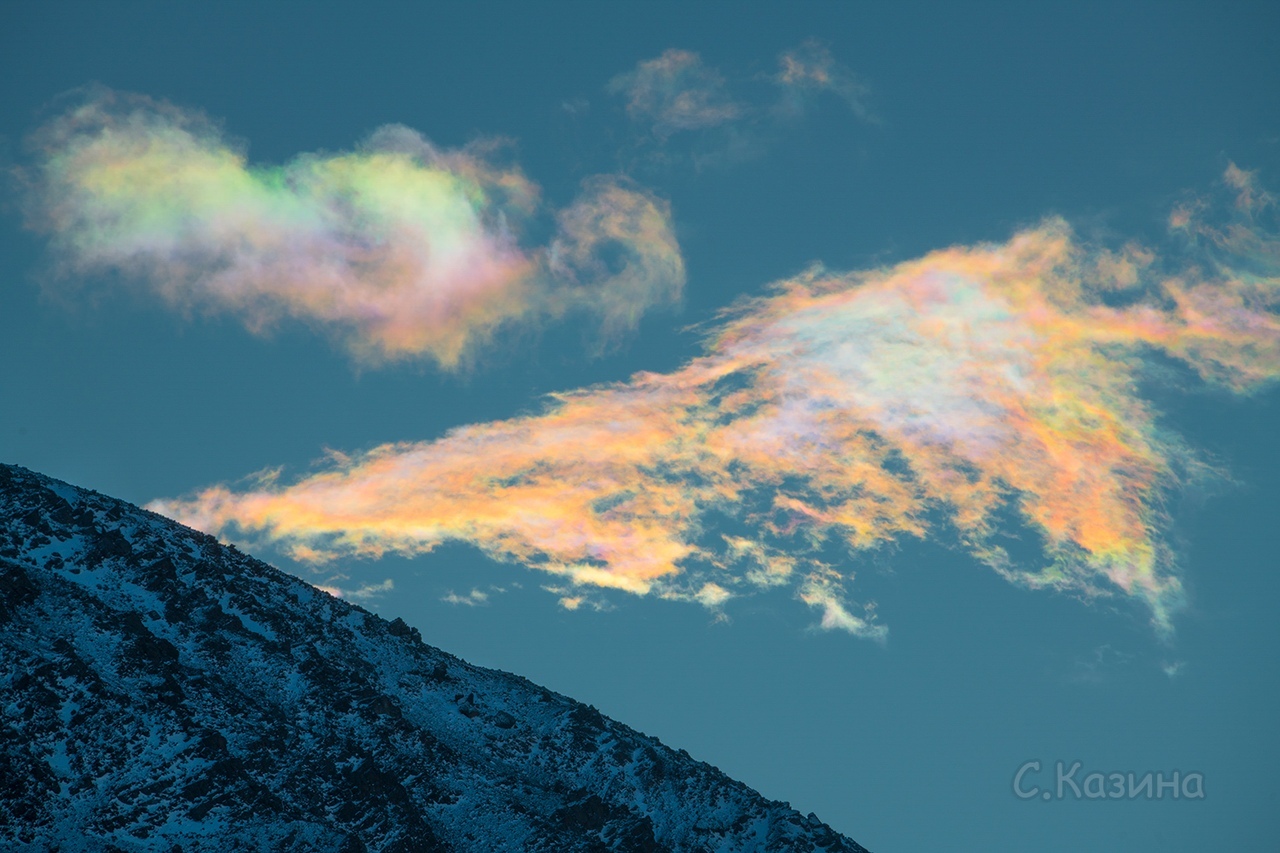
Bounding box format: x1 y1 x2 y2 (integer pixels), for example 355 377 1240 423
152 169 1279 637
608 49 743 140
25 89 684 366
776 40 875 122
549 176 686 343
607 44 875 168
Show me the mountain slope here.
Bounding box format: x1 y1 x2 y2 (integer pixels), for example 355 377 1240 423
0 464 870 852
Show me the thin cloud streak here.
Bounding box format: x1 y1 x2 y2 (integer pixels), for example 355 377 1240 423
25 89 684 367
441 588 491 607
315 578 395 602
151 169 1279 637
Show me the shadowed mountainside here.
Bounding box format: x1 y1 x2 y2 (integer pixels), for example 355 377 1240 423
0 464 870 852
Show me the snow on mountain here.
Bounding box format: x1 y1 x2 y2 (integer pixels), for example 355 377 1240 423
0 464 871 852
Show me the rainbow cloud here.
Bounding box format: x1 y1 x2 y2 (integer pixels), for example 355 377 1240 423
25 89 684 367
151 167 1279 638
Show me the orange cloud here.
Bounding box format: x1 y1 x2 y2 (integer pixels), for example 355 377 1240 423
152 169 1279 637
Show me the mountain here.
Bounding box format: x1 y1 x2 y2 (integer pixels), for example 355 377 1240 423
0 464 870 852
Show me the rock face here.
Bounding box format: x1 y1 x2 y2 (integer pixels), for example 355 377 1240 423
0 464 870 852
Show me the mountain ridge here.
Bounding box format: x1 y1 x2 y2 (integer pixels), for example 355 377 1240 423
0 463 871 852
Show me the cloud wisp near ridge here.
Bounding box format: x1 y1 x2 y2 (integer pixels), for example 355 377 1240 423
151 168 1280 637
24 89 684 367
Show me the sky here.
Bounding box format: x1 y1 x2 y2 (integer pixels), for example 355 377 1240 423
2 2 1279 850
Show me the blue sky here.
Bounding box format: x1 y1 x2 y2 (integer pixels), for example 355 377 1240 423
3 2 1278 850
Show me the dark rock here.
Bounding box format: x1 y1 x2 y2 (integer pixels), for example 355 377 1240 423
0 464 871 853
0 562 39 622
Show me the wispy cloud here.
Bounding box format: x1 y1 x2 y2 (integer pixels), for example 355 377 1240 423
24 88 684 367
608 49 743 141
1067 644 1135 684
1223 162 1274 213
151 169 1280 637
549 176 685 345
776 40 876 123
441 588 492 607
543 585 614 613
316 578 395 601
607 43 876 168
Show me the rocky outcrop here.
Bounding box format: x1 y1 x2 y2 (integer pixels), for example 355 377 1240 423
0 464 869 852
